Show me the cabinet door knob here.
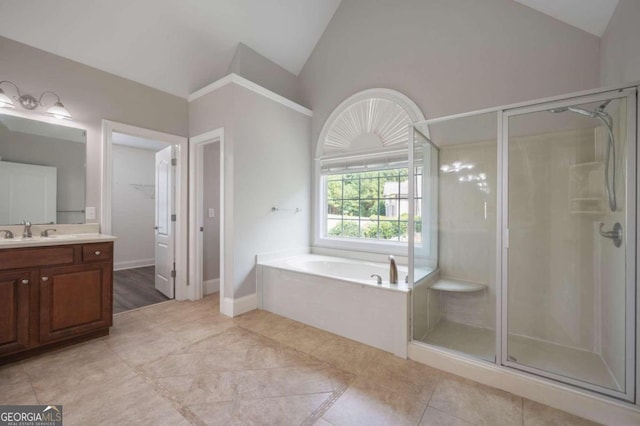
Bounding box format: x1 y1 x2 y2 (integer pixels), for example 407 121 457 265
95 251 101 255
21 279 29 285
41 276 49 282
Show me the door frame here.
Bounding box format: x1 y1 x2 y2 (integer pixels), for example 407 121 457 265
188 128 225 310
101 120 189 300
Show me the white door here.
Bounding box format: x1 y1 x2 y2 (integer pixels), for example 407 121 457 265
155 145 175 298
0 161 57 224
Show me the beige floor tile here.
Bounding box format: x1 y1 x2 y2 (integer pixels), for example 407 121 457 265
322 375 429 426
243 341 320 370
419 407 474 426
142 347 250 378
190 393 332 426
429 376 522 426
183 326 274 353
23 341 134 402
3 295 600 426
272 324 340 355
312 334 383 375
523 399 600 426
361 351 442 402
55 371 189 426
104 327 191 365
157 371 239 404
0 363 38 404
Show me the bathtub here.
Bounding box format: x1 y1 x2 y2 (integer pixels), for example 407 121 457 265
257 254 432 357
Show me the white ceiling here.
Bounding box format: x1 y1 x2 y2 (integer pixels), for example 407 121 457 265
0 0 341 98
515 0 619 36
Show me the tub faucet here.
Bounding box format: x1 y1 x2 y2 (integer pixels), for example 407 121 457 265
370 274 383 285
22 220 32 238
389 255 398 284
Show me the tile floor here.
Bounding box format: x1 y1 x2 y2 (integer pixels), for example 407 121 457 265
0 294 598 425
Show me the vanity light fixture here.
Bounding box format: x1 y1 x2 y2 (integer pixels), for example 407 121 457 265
0 80 72 120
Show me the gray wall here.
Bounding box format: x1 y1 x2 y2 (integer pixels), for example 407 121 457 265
203 142 220 282
190 83 311 299
299 0 601 149
0 36 188 224
227 43 302 104
600 0 640 86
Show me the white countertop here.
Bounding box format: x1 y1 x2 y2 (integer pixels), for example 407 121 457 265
0 233 117 249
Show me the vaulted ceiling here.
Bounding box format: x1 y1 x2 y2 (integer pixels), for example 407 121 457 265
0 0 341 98
0 1 620 99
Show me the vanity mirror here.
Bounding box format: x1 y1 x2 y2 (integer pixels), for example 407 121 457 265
0 112 86 225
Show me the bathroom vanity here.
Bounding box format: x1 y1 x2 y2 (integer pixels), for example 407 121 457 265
0 232 116 364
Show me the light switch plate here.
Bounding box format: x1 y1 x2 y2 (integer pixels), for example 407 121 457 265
208 208 215 218
85 206 96 220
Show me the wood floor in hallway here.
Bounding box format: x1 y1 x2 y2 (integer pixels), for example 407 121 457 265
113 266 169 313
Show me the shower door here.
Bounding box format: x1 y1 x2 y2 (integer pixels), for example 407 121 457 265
502 89 637 401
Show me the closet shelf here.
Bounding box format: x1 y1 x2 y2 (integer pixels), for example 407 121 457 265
429 278 487 293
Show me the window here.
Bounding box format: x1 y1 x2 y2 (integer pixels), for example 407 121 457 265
314 88 426 252
324 167 422 242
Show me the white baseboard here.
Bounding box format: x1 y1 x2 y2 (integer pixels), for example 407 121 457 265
408 342 640 425
220 293 258 318
114 259 154 271
203 278 220 295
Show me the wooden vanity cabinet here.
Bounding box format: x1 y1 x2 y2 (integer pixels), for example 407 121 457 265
0 242 113 364
0 269 32 355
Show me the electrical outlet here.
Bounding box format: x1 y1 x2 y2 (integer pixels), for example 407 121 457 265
85 206 96 220
208 208 215 218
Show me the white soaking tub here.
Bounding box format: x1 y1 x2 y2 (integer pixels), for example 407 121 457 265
257 254 421 358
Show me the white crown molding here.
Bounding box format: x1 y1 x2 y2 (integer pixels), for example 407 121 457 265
188 73 312 117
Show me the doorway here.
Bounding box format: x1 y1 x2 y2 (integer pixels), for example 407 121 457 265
111 132 175 312
101 120 188 308
189 128 225 313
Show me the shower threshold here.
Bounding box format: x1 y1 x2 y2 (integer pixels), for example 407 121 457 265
420 320 621 392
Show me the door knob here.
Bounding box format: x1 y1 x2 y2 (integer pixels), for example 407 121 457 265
41 277 49 282
153 226 159 230
21 279 29 285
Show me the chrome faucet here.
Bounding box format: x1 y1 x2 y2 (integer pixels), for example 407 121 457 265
41 228 57 237
389 255 398 284
22 220 32 238
0 230 14 239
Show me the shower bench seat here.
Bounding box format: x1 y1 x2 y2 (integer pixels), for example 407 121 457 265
429 278 487 293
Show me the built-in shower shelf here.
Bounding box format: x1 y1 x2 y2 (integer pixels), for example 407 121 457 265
569 162 604 214
429 278 487 293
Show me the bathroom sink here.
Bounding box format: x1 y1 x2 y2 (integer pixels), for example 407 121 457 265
0 234 80 244
42 234 79 239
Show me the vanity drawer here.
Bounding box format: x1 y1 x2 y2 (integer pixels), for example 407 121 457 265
0 246 75 271
81 243 113 263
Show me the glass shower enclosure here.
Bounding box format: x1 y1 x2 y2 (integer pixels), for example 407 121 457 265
409 87 637 402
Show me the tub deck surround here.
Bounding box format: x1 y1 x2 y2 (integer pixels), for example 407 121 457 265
257 252 431 358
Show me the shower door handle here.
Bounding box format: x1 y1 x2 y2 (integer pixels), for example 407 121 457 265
599 222 622 248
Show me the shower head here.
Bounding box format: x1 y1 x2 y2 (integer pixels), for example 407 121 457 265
548 105 596 117
597 99 612 112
